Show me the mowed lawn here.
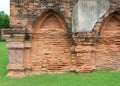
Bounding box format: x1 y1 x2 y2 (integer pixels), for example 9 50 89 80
0 42 120 86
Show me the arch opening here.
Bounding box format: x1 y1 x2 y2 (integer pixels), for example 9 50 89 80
95 11 120 70
30 10 71 73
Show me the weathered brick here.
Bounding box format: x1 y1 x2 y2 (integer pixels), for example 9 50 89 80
4 0 120 77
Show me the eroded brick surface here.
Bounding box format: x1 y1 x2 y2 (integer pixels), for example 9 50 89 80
30 12 71 74
4 0 120 77
95 12 120 71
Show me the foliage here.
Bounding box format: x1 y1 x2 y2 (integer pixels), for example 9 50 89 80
0 42 120 86
0 11 10 41
0 11 10 30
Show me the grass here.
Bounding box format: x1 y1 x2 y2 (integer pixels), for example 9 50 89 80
0 42 8 77
0 41 120 86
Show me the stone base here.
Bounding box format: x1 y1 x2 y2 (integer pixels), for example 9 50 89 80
7 71 25 78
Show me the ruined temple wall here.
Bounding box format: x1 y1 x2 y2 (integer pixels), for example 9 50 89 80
10 0 120 34
94 11 120 71
10 0 78 34
30 12 72 74
6 0 120 77
72 0 120 72
93 1 120 71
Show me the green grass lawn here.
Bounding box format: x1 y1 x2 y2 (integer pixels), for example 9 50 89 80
0 42 8 77
0 42 120 86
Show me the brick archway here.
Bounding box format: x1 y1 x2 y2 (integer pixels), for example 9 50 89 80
31 10 71 74
100 12 120 36
95 12 120 70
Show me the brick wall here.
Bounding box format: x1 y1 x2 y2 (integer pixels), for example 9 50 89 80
95 12 120 71
29 11 71 74
10 0 78 36
5 0 120 77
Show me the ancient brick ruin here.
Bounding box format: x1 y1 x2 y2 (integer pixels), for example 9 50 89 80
3 0 120 78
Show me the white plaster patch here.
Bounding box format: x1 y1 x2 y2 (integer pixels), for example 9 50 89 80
72 0 110 32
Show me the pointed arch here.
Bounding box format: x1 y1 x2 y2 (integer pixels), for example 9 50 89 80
32 10 67 34
100 11 120 37
104 11 120 21
30 10 71 73
95 11 120 70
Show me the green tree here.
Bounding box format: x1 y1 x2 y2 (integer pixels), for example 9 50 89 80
0 11 10 29
0 11 10 41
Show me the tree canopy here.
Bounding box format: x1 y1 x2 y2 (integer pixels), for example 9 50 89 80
0 11 10 30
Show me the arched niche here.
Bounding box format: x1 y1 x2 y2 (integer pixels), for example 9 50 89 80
32 10 67 35
100 11 120 43
95 11 120 71
31 10 71 73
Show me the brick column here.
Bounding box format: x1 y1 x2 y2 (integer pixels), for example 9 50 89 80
24 41 32 75
6 37 25 78
72 33 96 73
